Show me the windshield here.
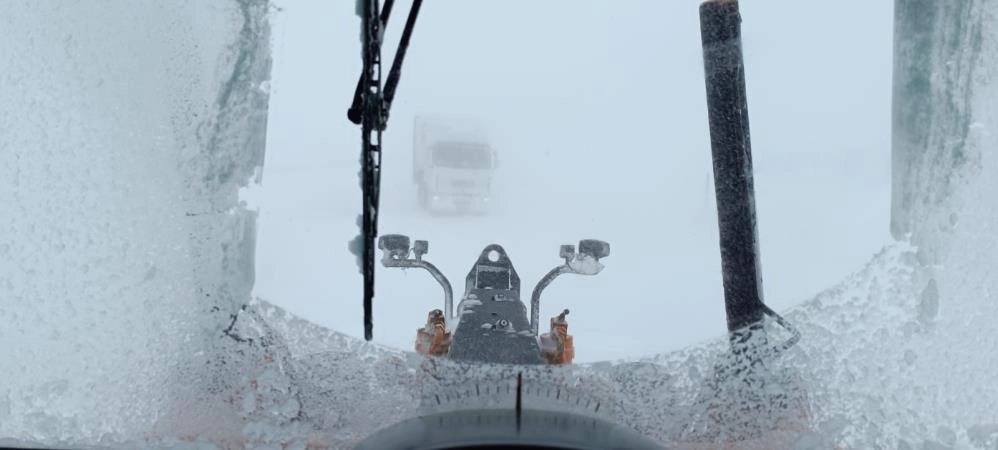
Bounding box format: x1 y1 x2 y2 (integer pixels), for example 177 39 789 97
3 0 997 449
432 142 493 169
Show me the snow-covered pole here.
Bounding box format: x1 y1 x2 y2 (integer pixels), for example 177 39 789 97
689 5 811 440
699 0 766 337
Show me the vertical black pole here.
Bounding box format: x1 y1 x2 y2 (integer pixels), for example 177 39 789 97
690 6 810 440
699 0 766 336
360 0 383 341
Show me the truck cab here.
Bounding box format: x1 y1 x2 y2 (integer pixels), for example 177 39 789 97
412 114 496 215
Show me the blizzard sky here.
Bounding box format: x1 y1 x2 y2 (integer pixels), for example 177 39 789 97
244 0 894 362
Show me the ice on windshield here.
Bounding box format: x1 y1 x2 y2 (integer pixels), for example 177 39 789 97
3 0 998 449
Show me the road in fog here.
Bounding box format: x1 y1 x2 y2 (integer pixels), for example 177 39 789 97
244 0 893 361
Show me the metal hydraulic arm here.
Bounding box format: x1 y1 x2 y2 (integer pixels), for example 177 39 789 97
378 234 455 320
529 240 610 336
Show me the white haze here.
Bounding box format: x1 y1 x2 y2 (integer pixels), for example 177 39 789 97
246 0 893 362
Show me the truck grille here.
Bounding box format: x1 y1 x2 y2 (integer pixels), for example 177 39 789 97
451 180 474 189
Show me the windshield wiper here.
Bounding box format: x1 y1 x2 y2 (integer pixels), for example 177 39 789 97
348 0 423 340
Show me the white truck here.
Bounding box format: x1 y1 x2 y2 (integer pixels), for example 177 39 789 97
412 115 497 215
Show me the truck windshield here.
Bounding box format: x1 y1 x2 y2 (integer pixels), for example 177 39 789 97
432 142 492 169
11 0 998 449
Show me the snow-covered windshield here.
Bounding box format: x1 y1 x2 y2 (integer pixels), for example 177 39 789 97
3 0 998 449
432 142 492 169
